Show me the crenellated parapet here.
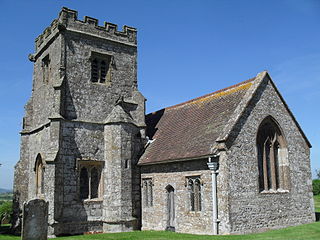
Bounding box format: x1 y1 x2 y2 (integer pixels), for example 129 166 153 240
34 7 137 53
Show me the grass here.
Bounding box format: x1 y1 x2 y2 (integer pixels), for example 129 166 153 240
0 222 319 240
0 195 319 240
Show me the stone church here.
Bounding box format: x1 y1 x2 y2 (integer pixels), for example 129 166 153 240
13 8 315 236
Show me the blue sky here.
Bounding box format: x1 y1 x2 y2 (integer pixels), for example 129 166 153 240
0 0 319 189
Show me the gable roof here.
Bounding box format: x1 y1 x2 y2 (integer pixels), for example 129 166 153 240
138 71 311 165
138 71 311 166
138 75 256 165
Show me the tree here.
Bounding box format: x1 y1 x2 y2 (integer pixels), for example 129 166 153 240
0 201 12 225
316 169 320 179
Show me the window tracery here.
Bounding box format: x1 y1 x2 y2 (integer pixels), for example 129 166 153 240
187 176 202 211
257 117 288 192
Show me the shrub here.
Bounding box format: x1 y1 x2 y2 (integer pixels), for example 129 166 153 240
313 179 320 195
0 201 12 225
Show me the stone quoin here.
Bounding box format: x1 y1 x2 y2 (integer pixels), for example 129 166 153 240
13 7 315 237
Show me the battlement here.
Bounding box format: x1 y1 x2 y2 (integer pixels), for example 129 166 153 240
35 7 137 53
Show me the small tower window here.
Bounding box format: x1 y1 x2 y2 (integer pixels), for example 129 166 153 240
80 167 89 200
78 161 103 200
90 167 99 199
42 55 50 83
90 53 112 84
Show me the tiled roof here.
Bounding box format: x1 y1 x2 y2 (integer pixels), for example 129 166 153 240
138 77 256 165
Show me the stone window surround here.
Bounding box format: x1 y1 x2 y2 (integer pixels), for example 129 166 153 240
41 54 50 83
77 159 104 202
142 178 153 207
186 175 203 212
256 116 290 194
90 51 114 84
34 154 45 198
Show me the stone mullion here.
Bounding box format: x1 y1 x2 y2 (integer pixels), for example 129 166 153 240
263 141 269 190
194 180 199 211
270 141 277 190
88 167 92 199
148 180 153 207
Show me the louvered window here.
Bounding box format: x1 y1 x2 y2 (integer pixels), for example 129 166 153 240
90 53 112 83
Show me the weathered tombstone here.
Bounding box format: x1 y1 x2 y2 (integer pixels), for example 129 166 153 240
22 199 48 240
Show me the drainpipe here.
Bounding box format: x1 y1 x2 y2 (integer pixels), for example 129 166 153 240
207 157 219 235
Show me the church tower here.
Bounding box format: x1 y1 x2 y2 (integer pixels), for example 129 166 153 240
13 8 146 236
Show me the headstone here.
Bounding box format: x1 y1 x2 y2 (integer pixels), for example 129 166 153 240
22 199 48 240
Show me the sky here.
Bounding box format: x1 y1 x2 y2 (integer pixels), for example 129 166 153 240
0 0 319 189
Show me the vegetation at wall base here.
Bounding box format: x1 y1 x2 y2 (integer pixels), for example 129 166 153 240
314 194 320 213
0 222 319 240
313 179 320 195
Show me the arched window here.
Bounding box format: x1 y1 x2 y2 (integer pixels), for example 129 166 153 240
35 154 44 196
187 177 202 211
257 117 288 192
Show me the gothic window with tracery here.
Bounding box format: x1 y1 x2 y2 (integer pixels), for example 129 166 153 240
257 116 288 192
187 176 202 211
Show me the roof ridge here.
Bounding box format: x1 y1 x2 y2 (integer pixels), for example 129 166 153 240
163 77 256 111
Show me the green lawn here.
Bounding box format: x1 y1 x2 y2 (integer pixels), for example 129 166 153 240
0 195 319 240
0 222 320 240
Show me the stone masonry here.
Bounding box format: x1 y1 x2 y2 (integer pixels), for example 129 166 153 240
13 8 145 236
13 8 315 237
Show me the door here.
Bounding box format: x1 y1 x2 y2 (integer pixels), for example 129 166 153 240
166 185 175 231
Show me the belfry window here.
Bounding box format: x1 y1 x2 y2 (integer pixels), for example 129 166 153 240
35 154 45 197
187 176 202 211
142 178 153 207
91 52 112 83
79 162 103 200
257 116 289 192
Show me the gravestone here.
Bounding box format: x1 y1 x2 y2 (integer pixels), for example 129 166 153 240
22 199 48 240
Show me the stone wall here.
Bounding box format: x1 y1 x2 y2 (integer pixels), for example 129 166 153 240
141 159 217 235
14 8 145 236
225 77 315 234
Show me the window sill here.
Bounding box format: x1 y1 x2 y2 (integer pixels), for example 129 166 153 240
187 211 202 216
82 198 103 203
260 189 289 194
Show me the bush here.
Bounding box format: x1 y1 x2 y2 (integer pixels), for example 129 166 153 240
313 179 320 195
0 201 12 225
